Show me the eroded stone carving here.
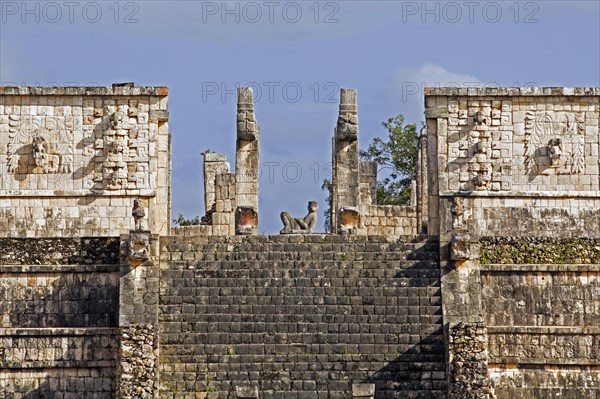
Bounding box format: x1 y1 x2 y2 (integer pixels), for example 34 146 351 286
451 197 468 229
127 232 150 260
237 88 259 141
280 201 318 234
525 111 585 175
336 89 358 141
132 199 145 231
100 109 131 190
451 233 471 261
450 100 513 191
473 111 491 127
85 104 152 192
469 139 492 190
6 116 73 175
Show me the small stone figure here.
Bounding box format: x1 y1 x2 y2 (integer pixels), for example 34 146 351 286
132 199 145 231
280 201 318 234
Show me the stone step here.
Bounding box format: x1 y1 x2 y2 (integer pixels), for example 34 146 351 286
164 259 441 270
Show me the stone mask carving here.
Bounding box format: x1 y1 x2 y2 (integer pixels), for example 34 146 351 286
32 136 48 169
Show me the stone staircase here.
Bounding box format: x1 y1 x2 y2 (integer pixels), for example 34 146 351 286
158 235 446 399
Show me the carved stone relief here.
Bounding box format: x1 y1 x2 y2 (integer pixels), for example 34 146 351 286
525 111 585 176
6 116 74 175
86 105 151 192
451 197 470 230
237 89 259 141
124 232 150 262
336 89 358 142
450 233 471 261
449 100 513 192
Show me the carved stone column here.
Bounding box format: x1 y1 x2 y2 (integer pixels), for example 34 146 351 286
332 88 361 234
235 87 259 234
117 231 159 398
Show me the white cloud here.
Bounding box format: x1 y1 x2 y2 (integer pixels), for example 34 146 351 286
388 63 482 122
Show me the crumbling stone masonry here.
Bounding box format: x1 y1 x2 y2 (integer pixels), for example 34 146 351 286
194 87 257 236
1 85 599 399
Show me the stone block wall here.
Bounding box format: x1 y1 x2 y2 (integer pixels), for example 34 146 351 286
0 237 120 398
480 238 600 398
358 159 418 238
158 235 445 399
361 205 417 237
0 86 171 237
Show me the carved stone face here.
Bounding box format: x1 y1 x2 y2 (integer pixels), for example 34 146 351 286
32 136 48 167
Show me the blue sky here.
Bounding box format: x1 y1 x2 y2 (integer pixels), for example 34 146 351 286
1 0 599 233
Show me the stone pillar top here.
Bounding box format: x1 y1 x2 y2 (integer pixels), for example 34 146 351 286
237 87 254 110
237 87 259 141
339 88 357 114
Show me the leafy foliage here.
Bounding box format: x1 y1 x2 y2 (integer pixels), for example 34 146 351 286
172 213 200 227
359 114 419 205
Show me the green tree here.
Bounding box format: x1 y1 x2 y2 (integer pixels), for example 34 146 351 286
321 178 333 233
172 213 200 226
359 114 419 205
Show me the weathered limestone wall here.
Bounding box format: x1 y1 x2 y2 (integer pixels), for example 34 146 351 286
0 86 171 237
358 160 418 238
426 87 600 399
426 87 600 237
158 235 445 399
480 238 600 399
0 237 120 397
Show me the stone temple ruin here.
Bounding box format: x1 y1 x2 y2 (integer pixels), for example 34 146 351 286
0 85 599 399
193 87 418 239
